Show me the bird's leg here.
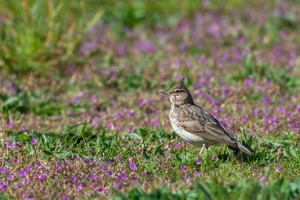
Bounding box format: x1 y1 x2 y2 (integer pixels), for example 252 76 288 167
199 144 206 156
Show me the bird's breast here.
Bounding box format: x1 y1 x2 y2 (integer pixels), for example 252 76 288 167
169 113 205 144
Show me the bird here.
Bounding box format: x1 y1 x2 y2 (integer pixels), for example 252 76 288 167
161 78 252 156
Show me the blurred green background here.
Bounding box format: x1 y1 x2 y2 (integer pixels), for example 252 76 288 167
1 0 292 76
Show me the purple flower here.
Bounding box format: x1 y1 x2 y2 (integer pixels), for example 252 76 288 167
296 105 300 112
277 148 283 155
260 176 266 185
18 169 26 177
77 91 84 98
252 109 259 117
277 108 285 115
107 161 113 166
116 155 121 162
6 141 13 148
91 117 99 127
142 172 147 177
22 178 27 184
6 173 13 180
195 158 201 165
0 181 7 190
98 187 106 193
91 175 97 181
286 112 291 122
121 173 128 180
127 127 133 133
117 43 126 56
242 115 248 122
36 161 41 167
174 142 180 148
27 165 32 171
194 171 201 177
70 176 77 182
67 66 74 72
180 165 186 171
56 164 62 170
0 167 6 174
287 59 294 66
62 196 69 200
118 125 123 131
14 158 19 163
160 164 165 168
129 162 137 171
7 120 13 127
38 173 46 180
237 35 244 44
262 96 271 105
133 179 139 184
76 182 82 190
31 138 38 145
210 156 215 161
104 171 112 177
277 167 282 173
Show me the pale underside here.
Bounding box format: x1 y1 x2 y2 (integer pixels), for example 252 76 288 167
170 121 217 146
169 103 238 148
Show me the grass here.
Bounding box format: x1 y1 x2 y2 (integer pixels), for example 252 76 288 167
0 0 102 75
1 0 300 199
0 128 299 199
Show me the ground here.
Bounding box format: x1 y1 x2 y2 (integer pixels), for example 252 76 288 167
0 0 300 199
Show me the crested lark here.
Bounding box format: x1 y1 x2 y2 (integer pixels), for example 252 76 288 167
161 78 252 156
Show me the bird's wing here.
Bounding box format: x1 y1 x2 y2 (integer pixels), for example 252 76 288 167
176 105 237 146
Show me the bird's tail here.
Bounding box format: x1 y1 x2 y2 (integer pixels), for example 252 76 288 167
237 142 253 156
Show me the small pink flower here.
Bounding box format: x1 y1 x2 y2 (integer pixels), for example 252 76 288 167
195 158 201 165
38 173 46 180
7 120 13 127
31 138 38 145
0 180 7 190
116 155 121 162
0 167 5 174
70 176 77 182
142 172 147 177
194 171 200 177
129 162 137 171
180 165 186 171
98 187 106 193
6 141 13 148
76 156 80 161
277 167 282 173
242 115 248 122
260 176 266 185
76 182 82 190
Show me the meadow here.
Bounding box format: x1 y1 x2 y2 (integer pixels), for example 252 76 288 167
0 0 300 199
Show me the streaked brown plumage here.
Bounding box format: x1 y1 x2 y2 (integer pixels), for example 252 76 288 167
161 78 252 156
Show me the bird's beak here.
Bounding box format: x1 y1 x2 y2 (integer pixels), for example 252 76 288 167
160 91 169 96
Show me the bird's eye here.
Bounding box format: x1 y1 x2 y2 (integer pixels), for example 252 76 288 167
175 90 181 93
